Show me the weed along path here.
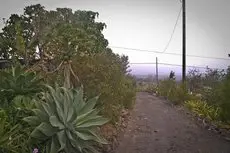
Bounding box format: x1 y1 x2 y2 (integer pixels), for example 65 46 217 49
114 92 230 153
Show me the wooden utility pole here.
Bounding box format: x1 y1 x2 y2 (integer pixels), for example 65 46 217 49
156 57 159 85
182 0 186 82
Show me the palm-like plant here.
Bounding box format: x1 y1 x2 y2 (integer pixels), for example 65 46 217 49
0 66 43 102
24 85 109 153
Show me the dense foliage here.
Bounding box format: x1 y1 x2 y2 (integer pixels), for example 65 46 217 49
0 66 43 103
137 66 230 128
0 4 136 152
185 100 220 121
154 67 230 126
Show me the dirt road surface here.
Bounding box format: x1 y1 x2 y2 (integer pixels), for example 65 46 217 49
114 92 230 153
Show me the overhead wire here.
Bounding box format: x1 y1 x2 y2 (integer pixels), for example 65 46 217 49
129 62 225 70
161 6 182 53
109 46 230 61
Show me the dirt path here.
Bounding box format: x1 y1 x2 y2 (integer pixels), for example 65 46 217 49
114 92 230 153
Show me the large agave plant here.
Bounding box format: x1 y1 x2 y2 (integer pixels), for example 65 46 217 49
24 85 109 153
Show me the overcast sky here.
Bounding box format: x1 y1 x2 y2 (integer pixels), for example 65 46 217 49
0 0 230 75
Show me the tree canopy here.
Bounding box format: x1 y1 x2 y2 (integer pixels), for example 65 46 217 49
0 4 109 63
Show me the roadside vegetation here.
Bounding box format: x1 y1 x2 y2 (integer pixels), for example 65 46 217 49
137 67 230 129
0 4 136 153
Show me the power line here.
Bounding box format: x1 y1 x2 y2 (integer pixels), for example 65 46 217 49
129 62 225 70
182 0 186 82
109 46 230 61
162 7 182 53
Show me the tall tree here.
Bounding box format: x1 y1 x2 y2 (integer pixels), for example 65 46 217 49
0 4 108 63
169 71 176 80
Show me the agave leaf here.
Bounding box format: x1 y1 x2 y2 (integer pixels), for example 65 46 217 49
75 130 108 144
76 109 95 122
75 131 95 141
50 135 60 153
76 109 100 125
44 92 54 105
88 130 108 144
66 130 82 152
77 117 109 128
64 139 81 153
33 109 49 122
62 87 71 121
57 131 66 151
73 87 84 112
47 86 66 123
78 96 99 116
42 102 55 117
66 104 75 123
13 95 36 110
49 116 64 129
36 122 58 137
23 116 40 126
84 145 101 153
16 75 26 87
34 100 43 109
14 66 23 77
30 127 47 140
25 72 36 82
46 140 51 153
55 103 66 124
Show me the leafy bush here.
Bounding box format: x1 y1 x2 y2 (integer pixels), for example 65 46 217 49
145 84 158 94
185 100 220 121
41 51 136 123
157 79 176 97
203 68 225 88
0 67 43 152
218 76 230 122
0 66 43 152
157 80 195 105
187 68 203 93
24 86 109 153
0 4 137 153
167 83 191 105
185 67 230 123
136 82 149 92
0 108 33 153
200 86 222 106
0 109 19 153
119 75 136 109
68 51 136 123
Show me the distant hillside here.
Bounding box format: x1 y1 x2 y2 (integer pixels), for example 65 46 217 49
133 74 182 81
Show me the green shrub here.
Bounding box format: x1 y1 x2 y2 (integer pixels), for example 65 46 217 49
0 109 19 153
0 96 37 153
168 83 191 105
69 52 136 123
200 86 222 106
119 76 136 109
157 79 176 97
136 83 149 92
0 66 43 152
0 108 32 153
24 85 109 153
145 84 158 94
185 100 220 121
218 77 230 122
156 80 195 105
